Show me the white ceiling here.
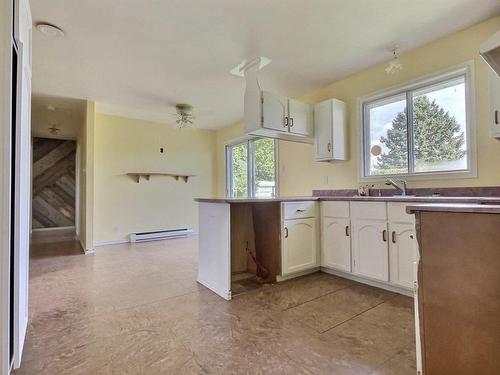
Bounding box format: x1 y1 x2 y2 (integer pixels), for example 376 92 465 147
32 95 85 139
31 0 500 129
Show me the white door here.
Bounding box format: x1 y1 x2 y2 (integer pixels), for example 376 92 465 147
288 98 313 136
283 218 318 275
322 217 351 272
314 100 332 160
389 223 417 289
351 219 389 281
262 91 288 132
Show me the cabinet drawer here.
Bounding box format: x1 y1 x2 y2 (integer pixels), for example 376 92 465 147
387 202 416 223
321 201 350 218
283 201 317 220
350 202 387 220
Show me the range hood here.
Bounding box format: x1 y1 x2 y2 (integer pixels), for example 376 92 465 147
480 31 500 77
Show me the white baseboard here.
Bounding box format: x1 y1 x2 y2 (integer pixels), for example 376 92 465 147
321 267 413 297
32 226 75 232
79 238 94 255
276 267 321 282
94 231 199 248
94 239 129 247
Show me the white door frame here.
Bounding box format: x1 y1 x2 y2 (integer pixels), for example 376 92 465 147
0 0 14 373
13 41 31 369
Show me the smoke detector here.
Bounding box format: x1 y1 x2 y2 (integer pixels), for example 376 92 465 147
36 23 65 38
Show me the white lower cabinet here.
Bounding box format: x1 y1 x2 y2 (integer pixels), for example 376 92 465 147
282 218 318 275
388 223 417 289
284 200 417 292
351 219 389 282
322 217 351 272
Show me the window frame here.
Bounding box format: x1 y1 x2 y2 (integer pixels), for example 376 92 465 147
225 136 279 198
359 61 477 182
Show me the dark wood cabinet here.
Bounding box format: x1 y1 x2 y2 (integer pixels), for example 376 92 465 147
414 211 500 375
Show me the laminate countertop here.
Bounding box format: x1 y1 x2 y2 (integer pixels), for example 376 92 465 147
195 196 500 204
406 203 500 214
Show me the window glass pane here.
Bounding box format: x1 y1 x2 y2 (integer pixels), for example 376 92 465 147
230 142 248 198
366 94 408 176
253 138 276 198
412 76 467 173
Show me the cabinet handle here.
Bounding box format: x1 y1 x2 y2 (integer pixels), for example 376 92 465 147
284 116 289 127
410 234 414 239
290 117 294 127
284 227 289 238
391 231 396 243
345 225 350 236
328 143 332 152
382 229 388 242
295 209 305 213
496 110 499 125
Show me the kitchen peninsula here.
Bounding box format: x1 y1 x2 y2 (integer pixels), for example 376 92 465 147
195 192 500 301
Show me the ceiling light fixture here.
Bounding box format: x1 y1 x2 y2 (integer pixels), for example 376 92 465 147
36 23 65 38
174 104 195 128
48 124 60 135
385 46 403 75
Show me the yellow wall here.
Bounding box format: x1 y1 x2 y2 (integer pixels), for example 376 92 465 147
94 113 217 243
216 16 500 197
77 101 95 252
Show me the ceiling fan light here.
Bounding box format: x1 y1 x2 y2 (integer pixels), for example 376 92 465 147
385 47 403 75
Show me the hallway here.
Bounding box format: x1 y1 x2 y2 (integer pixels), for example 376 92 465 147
15 234 415 374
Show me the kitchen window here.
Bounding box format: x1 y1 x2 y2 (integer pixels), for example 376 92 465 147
226 137 278 198
360 63 476 180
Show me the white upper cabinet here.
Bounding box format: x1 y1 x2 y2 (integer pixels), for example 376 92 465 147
314 98 347 161
262 91 288 132
259 92 313 140
288 98 313 136
242 59 313 143
480 30 500 77
489 70 500 139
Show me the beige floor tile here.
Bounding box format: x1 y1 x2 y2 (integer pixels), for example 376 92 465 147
15 233 416 375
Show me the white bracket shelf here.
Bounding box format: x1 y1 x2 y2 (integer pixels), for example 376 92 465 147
127 173 195 183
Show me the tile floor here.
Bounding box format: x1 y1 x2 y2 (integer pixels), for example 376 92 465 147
15 232 416 374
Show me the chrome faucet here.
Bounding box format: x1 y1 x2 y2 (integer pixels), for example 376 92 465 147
385 178 407 196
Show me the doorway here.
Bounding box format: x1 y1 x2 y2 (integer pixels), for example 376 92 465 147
32 138 77 231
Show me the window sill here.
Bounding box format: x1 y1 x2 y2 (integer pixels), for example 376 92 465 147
359 168 477 183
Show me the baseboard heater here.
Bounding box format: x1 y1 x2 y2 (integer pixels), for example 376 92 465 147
130 228 193 243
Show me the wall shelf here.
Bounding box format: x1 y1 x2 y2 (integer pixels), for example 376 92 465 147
127 173 195 183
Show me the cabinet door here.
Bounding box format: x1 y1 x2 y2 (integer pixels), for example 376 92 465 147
262 91 288 132
351 219 389 281
322 217 351 272
489 70 500 138
314 100 333 160
389 223 417 289
283 218 318 275
288 98 313 136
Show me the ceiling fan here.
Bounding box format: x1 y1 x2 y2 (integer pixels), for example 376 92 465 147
173 104 195 128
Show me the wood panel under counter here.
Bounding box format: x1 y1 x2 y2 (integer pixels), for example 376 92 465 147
407 204 500 375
